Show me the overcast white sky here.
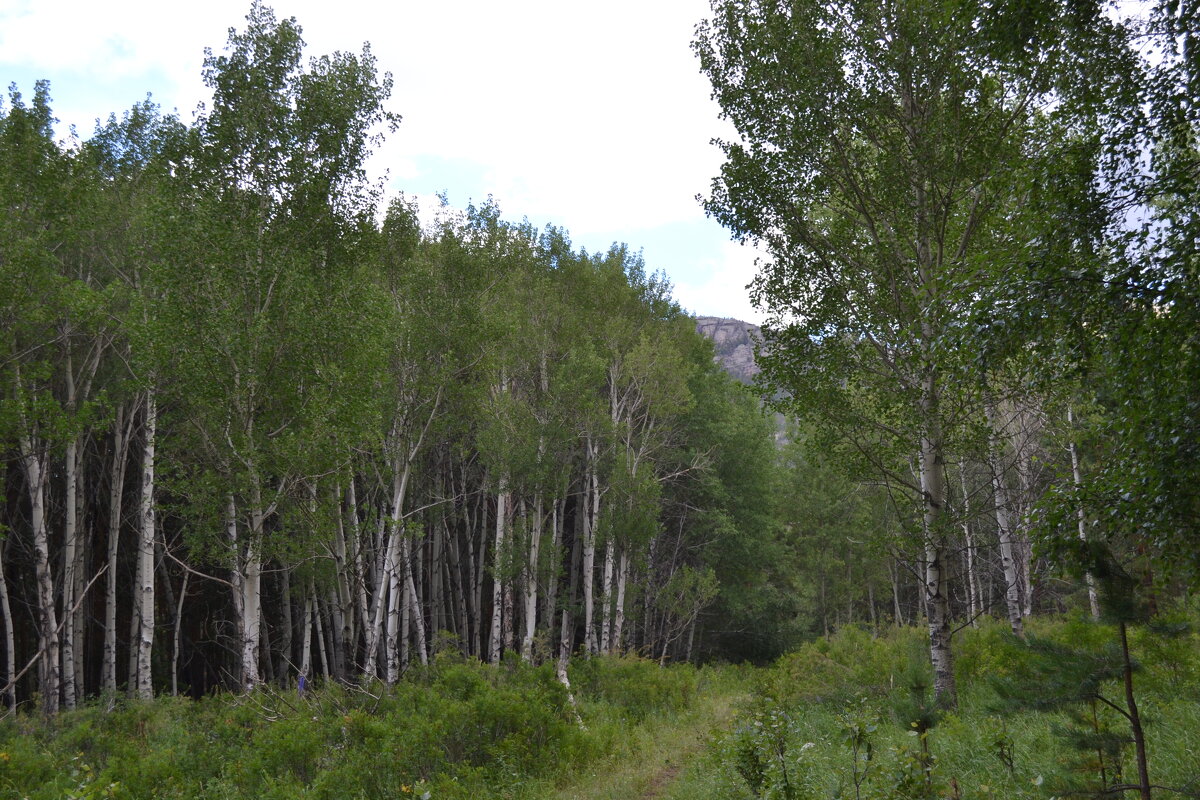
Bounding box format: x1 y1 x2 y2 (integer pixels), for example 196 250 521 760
0 0 765 323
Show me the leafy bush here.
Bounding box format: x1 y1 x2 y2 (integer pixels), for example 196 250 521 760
711 612 1200 800
569 654 698 721
0 655 704 800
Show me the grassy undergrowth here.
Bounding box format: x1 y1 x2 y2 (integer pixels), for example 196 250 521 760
533 664 751 800
686 610 1200 800
0 654 731 800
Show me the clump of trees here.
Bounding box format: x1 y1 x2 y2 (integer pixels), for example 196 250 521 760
0 3 793 712
697 0 1199 712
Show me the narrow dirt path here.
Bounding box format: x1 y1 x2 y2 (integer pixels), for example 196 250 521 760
540 681 745 800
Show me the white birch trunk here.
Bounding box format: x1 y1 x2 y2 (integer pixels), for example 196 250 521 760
239 544 262 692
959 468 979 626
919 370 956 707
0 534 15 708
1067 406 1101 619
581 444 599 654
385 520 403 683
226 495 245 682
985 399 1025 638
599 536 615 654
135 390 157 699
363 513 388 679
18 429 60 714
521 495 543 661
489 482 508 664
231 481 266 693
384 459 411 683
612 549 629 654
543 498 563 633
62 433 79 709
300 591 314 680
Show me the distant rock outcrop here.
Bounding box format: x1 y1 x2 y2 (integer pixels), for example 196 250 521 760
694 316 762 385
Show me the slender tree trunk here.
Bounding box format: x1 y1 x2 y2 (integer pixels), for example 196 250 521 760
384 455 412 682
240 513 263 693
315 592 331 680
172 570 189 696
544 498 563 635
867 580 877 628
985 399 1025 638
489 481 509 663
502 576 515 654
445 512 467 647
470 496 484 662
404 535 428 665
278 568 293 679
959 467 980 626
385 523 402 682
300 591 314 680
1067 406 1100 620
61 431 80 708
364 512 387 679
0 535 16 709
227 495 244 689
73 449 87 700
612 549 629 654
135 390 157 699
522 495 543 661
890 559 905 626
1119 621 1152 800
559 507 583 668
430 516 444 635
920 371 956 708
103 403 133 694
19 429 60 714
582 444 599 654
233 475 269 693
330 486 353 678
600 537 615 653
347 479 370 670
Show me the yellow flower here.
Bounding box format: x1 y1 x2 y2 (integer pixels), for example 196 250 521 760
401 785 411 793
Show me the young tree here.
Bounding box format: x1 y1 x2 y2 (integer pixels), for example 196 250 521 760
695 0 1128 705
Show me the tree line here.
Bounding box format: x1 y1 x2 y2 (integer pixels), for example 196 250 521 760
0 4 793 713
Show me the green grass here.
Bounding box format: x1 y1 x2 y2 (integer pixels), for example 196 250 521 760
687 612 1200 800
532 664 752 800
4 612 1196 800
0 655 721 800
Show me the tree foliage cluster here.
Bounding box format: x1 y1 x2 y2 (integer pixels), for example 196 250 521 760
0 3 792 712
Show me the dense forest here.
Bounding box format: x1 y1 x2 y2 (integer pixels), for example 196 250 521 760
1 0 1197 777
0 4 810 714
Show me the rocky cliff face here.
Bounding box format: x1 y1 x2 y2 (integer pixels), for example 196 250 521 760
694 316 762 384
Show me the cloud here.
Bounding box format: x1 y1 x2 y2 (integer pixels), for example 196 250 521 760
672 239 767 325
